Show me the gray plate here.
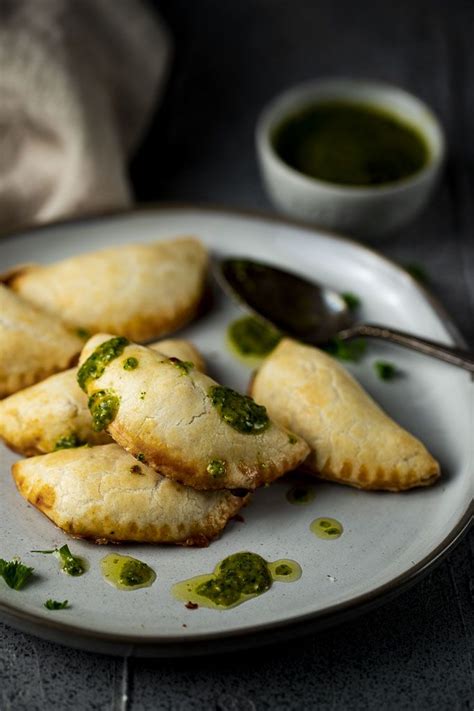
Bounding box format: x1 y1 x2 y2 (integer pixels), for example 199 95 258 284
0 206 471 656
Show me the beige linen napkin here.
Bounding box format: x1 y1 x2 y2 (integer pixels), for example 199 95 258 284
0 0 171 231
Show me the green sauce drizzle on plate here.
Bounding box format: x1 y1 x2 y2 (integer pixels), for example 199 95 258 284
101 554 156 591
227 315 281 363
172 551 302 609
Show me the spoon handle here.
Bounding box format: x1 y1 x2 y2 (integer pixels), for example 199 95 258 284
338 323 474 373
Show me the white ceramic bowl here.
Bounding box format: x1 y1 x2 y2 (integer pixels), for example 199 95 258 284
256 78 445 238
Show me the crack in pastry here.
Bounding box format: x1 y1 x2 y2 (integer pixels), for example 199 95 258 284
78 334 310 490
7 237 208 342
0 339 206 457
11 444 249 545
0 284 83 399
250 338 440 492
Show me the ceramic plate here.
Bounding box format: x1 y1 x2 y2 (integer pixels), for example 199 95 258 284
0 206 471 656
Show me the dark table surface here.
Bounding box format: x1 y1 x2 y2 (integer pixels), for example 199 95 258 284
1 0 473 709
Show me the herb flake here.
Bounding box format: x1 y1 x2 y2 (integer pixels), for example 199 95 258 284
169 357 194 375
54 433 85 451
31 545 86 577
374 360 398 381
123 357 139 371
0 558 34 590
324 337 366 362
341 292 361 311
44 599 69 610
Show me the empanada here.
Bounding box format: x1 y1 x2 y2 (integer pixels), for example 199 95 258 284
8 237 208 341
250 339 440 491
0 284 83 399
78 334 310 490
12 444 247 545
0 339 206 457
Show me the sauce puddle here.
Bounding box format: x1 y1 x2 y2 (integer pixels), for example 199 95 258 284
172 551 301 610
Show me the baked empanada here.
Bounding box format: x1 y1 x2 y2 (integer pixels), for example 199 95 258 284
78 334 310 490
12 444 247 545
250 339 440 491
0 339 206 457
0 284 83 399
8 237 208 341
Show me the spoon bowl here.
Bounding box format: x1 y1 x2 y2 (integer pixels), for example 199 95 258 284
217 257 474 373
218 258 352 344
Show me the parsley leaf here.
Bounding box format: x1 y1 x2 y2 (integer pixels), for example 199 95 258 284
31 545 85 576
0 558 34 590
44 599 69 610
341 292 361 311
374 360 398 381
57 545 85 576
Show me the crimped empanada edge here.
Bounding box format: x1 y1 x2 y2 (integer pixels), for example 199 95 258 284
11 458 251 546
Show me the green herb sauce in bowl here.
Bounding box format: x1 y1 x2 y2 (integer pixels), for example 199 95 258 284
256 78 445 237
273 101 429 187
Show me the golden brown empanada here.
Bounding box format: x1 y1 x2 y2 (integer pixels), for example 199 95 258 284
12 444 247 545
250 339 440 491
8 237 208 341
0 339 206 456
0 284 83 399
78 334 310 490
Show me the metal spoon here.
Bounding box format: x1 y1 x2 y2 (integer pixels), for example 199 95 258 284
217 258 474 373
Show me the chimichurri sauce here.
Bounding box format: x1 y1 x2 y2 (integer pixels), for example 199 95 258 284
169 357 194 375
54 433 86 450
88 389 120 431
227 316 281 363
209 386 270 434
77 336 129 391
206 459 227 478
273 101 429 186
101 554 156 591
172 551 301 609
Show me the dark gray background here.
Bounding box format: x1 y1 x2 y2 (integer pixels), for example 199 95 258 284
1 0 473 709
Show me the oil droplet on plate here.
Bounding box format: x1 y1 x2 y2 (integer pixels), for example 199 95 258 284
310 517 343 539
101 553 156 591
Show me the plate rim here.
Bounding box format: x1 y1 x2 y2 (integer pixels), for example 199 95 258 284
0 202 472 656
